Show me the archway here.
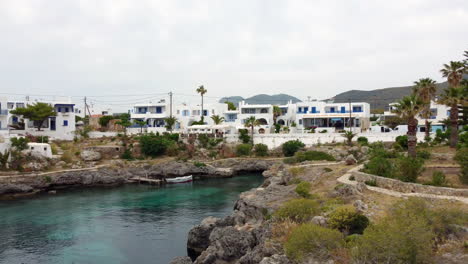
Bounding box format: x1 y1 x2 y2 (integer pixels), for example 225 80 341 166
257 118 268 125
277 119 285 126
258 128 266 134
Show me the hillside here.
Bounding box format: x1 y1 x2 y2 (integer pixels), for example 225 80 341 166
219 93 302 105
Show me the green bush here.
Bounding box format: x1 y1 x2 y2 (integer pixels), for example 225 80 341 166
285 223 343 262
394 135 408 149
121 149 133 160
193 161 206 168
139 132 176 157
351 199 436 263
327 205 369 235
294 151 336 162
363 156 394 178
395 157 424 182
430 171 447 186
236 144 252 156
364 179 377 186
357 136 368 146
282 140 305 157
99 115 114 127
283 157 297 164
10 137 29 151
454 147 468 184
416 150 431 160
197 134 210 148
238 129 251 144
433 129 450 144
273 198 320 222
253 143 268 157
295 181 311 198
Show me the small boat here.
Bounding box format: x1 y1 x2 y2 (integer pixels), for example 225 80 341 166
166 175 193 184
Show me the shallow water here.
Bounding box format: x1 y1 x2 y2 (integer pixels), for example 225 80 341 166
0 174 263 264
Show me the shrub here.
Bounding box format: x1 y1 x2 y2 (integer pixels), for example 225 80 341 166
60 151 73 164
99 115 114 127
394 135 408 149
364 179 377 186
50 144 58 155
121 149 133 160
328 205 369 235
193 161 206 168
253 143 268 157
139 133 175 157
282 140 305 157
288 167 304 176
395 157 424 182
363 156 394 178
44 175 52 183
454 147 468 184
10 137 29 151
324 167 333 172
433 128 449 144
319 130 328 133
238 129 250 144
273 198 320 222
197 134 210 148
295 181 311 198
283 157 297 164
430 171 447 186
357 136 368 146
236 144 252 156
416 149 431 160
292 151 335 163
285 223 343 262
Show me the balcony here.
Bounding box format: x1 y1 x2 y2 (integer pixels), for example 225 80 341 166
0 109 7 115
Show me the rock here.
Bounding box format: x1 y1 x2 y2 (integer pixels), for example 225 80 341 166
170 256 192 264
312 216 328 227
24 160 47 171
55 161 66 168
345 154 357 165
332 184 361 197
48 190 57 194
353 200 368 212
188 217 224 258
361 146 369 154
259 254 292 264
80 150 101 161
0 184 34 195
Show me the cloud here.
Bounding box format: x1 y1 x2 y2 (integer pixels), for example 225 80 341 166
0 0 467 110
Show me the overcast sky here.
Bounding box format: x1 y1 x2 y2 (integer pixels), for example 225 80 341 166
0 0 467 110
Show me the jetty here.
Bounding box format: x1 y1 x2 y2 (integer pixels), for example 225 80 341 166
129 177 162 185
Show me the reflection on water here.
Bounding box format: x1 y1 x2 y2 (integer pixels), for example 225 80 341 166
0 174 263 264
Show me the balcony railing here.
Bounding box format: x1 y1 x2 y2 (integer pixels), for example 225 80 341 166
0 109 8 115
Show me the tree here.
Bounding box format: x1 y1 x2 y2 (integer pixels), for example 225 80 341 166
10 102 56 131
134 120 146 134
413 78 437 138
99 115 114 128
440 61 465 88
392 95 424 157
211 115 225 125
196 85 207 122
164 116 177 132
0 150 9 170
244 116 260 145
342 131 357 146
438 86 465 148
225 101 236 110
116 119 132 134
273 105 282 125
383 116 405 130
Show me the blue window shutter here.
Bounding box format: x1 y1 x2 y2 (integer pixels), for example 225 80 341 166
63 120 68 126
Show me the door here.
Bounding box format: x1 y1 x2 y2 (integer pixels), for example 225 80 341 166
341 106 346 113
50 117 56 131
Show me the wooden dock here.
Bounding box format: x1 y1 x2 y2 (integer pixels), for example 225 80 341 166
129 177 162 185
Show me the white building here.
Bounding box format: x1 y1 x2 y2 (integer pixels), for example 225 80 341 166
3 97 76 140
295 101 371 132
0 97 8 132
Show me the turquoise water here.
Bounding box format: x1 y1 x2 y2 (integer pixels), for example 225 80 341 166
0 174 263 264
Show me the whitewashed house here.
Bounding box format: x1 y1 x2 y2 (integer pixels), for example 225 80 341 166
295 101 371 132
130 100 169 132
0 97 8 133
236 101 274 134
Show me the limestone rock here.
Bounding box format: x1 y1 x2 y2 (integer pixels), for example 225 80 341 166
345 154 357 165
0 184 34 195
361 146 369 154
259 254 291 264
170 256 192 264
80 150 102 161
312 216 328 227
353 199 368 212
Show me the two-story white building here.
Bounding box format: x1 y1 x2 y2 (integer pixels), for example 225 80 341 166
295 101 371 132
0 97 8 133
5 97 76 140
130 100 169 129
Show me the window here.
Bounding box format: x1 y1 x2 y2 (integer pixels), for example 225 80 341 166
63 120 68 126
299 119 303 125
64 107 69 112
303 107 309 113
58 107 62 112
260 108 268 113
311 107 316 113
330 107 335 113
352 106 362 113
156 107 162 113
16 103 25 108
203 110 208 116
7 102 14 109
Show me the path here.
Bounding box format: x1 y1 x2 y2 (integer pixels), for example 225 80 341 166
337 165 468 204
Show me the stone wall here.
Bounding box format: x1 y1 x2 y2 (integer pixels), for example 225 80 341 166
352 171 468 197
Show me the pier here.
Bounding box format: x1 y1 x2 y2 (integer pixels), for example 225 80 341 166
129 177 162 185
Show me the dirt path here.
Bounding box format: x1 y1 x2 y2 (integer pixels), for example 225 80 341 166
337 165 468 204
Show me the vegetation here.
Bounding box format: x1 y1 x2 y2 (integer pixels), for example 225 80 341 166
10 137 29 151
272 105 282 128
138 133 178 157
10 102 56 131
98 115 114 128
294 150 335 162
133 120 146 133
164 116 177 132
395 157 424 182
196 85 207 123
392 94 424 157
328 205 369 235
224 101 236 110
285 223 343 262
394 135 408 149
273 198 320 222
121 149 133 160
383 116 405 130
236 144 252 156
454 147 468 184
429 171 447 186
238 129 250 144
295 181 311 198
438 86 465 148
342 131 356 146
413 78 437 139
210 115 225 125
193 161 206 167
282 140 305 157
363 155 394 178
357 136 368 146
244 116 260 145
253 143 268 157
0 151 10 170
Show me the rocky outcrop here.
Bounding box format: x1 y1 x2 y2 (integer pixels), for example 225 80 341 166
80 150 102 161
146 161 232 178
170 257 193 264
210 159 277 174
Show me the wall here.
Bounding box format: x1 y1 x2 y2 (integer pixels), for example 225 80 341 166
352 171 468 197
225 132 426 149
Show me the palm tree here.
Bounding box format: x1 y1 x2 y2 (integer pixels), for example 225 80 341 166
164 116 177 132
392 95 424 158
211 115 225 125
413 78 437 138
272 105 282 124
134 120 146 134
196 85 207 122
342 131 357 146
440 61 465 88
244 116 260 145
438 87 465 148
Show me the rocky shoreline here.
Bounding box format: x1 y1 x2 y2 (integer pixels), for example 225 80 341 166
0 158 277 199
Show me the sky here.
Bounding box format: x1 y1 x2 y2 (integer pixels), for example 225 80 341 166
0 0 467 111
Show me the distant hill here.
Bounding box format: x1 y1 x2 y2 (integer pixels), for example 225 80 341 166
331 82 449 110
219 94 302 105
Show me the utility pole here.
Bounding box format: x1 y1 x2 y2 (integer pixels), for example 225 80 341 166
349 99 352 132
169 92 173 118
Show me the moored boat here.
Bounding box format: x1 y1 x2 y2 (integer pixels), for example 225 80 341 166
166 175 193 184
